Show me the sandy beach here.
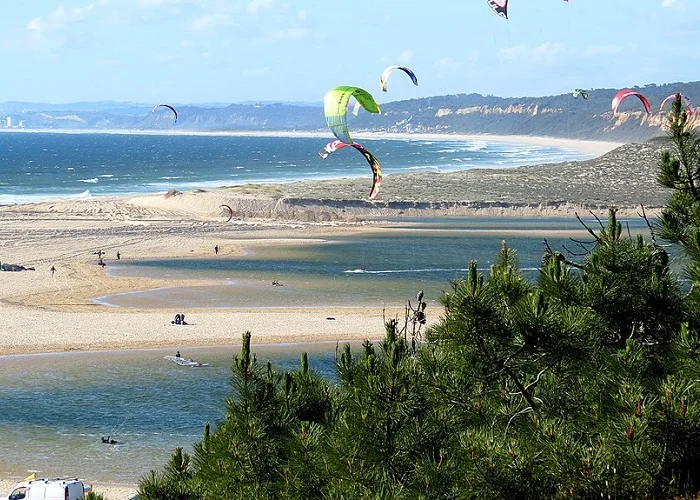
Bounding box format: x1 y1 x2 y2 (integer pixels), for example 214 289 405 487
0 133 669 499
0 128 623 157
0 133 667 357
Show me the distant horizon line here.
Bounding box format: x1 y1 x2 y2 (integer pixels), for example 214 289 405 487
0 78 698 108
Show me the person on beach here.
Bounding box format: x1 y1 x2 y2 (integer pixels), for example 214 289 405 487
50 265 56 276
116 251 120 261
215 245 219 255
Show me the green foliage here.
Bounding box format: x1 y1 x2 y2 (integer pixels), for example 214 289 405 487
140 113 700 497
84 492 105 500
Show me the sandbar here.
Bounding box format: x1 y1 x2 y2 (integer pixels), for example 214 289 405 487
0 131 669 499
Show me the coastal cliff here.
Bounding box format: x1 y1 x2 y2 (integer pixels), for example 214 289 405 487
2 81 698 142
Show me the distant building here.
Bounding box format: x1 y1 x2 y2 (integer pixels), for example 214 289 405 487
6 116 11 128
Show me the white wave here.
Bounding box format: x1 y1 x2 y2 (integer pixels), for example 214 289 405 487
78 178 98 183
0 190 92 205
466 141 488 151
99 174 115 178
345 266 540 274
407 165 440 172
345 267 468 274
72 190 92 199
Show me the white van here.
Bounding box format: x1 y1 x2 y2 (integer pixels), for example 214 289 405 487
6 478 85 500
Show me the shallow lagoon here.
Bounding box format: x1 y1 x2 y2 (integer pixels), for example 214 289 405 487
2 216 663 484
97 216 652 309
0 343 343 483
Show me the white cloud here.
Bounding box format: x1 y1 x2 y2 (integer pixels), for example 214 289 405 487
582 44 624 57
662 0 678 7
243 67 270 78
191 14 236 31
432 57 461 74
156 53 177 63
27 3 98 33
95 55 119 68
497 42 564 65
248 0 273 14
138 0 186 6
398 50 413 64
264 27 308 41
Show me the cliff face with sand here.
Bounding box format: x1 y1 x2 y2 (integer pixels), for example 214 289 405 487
0 137 670 224
2 81 699 142
119 137 671 222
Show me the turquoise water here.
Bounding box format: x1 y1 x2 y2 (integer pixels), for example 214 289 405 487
0 216 670 485
0 344 344 483
0 133 591 204
97 217 651 309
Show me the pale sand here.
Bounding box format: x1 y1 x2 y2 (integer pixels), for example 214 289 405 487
0 127 622 157
0 131 629 355
0 479 138 500
0 214 399 355
0 134 633 498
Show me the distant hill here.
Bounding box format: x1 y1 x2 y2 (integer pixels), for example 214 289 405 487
0 81 697 142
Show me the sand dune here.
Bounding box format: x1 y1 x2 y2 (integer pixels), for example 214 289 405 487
0 135 674 499
0 137 671 356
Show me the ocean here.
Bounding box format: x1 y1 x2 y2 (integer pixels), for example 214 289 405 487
98 217 645 309
0 132 592 204
0 344 344 484
0 132 619 485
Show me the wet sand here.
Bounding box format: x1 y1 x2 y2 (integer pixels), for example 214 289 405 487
0 133 672 499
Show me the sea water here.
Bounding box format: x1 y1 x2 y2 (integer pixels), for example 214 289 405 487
0 133 625 485
0 344 344 484
97 217 652 309
0 132 591 204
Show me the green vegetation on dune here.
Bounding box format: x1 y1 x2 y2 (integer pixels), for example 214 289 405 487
138 96 700 499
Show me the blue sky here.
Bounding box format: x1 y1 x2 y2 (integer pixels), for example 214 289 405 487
0 0 697 104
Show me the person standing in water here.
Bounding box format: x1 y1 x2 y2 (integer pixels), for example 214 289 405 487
116 251 120 261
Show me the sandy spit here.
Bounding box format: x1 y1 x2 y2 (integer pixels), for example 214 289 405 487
0 478 138 500
0 133 671 498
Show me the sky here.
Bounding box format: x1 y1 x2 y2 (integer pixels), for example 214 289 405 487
0 0 697 105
